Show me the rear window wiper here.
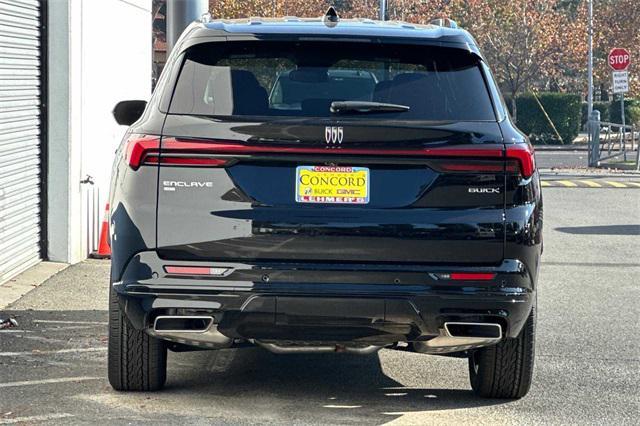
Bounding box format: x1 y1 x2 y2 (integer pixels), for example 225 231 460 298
330 101 410 114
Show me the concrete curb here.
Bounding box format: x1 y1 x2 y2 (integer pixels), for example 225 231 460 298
0 262 68 309
535 145 589 152
540 168 640 178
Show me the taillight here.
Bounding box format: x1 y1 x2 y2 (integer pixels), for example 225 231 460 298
144 156 229 167
431 144 534 177
124 135 231 169
124 136 534 178
506 143 536 178
431 160 506 173
124 134 160 170
161 138 506 158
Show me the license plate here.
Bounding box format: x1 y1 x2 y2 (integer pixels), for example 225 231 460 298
296 166 369 204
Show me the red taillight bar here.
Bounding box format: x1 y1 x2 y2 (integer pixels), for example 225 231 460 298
162 138 505 158
435 162 506 173
125 134 160 170
144 156 229 166
505 143 536 178
125 136 535 178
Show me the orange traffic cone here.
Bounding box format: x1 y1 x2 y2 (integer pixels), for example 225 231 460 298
91 203 111 259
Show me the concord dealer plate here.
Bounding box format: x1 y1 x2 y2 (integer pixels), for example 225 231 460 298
295 165 369 204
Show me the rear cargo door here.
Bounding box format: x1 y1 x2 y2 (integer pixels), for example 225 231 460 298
153 40 512 265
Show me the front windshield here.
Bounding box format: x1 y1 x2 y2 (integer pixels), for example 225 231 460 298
168 41 496 121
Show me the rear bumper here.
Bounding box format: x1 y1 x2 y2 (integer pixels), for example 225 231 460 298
114 252 536 348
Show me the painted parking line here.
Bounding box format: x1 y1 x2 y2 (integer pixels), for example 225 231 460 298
0 413 74 424
541 180 640 188
0 376 100 388
32 319 107 325
0 347 107 357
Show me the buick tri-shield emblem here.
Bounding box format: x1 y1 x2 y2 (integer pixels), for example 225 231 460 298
325 126 343 144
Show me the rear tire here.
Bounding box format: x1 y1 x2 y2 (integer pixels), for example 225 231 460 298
468 309 535 399
108 286 167 391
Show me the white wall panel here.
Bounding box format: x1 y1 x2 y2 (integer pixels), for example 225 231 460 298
0 0 42 283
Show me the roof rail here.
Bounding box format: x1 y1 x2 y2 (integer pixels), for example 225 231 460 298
430 18 458 29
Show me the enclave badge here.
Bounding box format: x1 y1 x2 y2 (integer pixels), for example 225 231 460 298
325 126 343 144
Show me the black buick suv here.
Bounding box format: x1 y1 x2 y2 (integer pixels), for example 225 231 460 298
108 11 542 399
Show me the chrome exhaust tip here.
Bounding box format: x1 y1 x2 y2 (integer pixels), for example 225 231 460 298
153 315 214 333
413 322 502 354
150 315 232 348
444 322 502 339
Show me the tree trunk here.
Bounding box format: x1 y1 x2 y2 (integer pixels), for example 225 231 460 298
511 94 518 123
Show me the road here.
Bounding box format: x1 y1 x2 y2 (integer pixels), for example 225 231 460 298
536 149 589 169
1 183 639 425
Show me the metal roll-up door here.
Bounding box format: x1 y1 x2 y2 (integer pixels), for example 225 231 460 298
0 0 43 283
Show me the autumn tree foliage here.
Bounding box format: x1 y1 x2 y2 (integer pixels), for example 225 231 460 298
207 0 639 106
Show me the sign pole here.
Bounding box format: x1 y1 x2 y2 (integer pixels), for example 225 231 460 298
608 47 631 153
587 0 593 116
620 94 626 157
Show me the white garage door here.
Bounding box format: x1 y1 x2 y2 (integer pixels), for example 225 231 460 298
0 0 43 283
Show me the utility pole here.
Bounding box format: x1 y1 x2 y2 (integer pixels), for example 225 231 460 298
166 0 209 55
380 0 386 21
587 0 593 116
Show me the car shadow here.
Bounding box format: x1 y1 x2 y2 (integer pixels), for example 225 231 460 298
0 309 510 424
554 224 640 235
163 347 510 424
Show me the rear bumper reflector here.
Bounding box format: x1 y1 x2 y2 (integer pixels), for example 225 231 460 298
431 272 497 281
449 272 496 281
164 266 232 276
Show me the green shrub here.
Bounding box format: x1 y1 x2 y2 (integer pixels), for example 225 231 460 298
513 93 582 145
581 101 610 126
609 98 640 125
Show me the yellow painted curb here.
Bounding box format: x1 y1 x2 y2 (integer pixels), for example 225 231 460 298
577 180 602 188
604 181 628 188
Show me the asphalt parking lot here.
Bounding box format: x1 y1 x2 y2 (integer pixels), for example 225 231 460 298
1 181 639 425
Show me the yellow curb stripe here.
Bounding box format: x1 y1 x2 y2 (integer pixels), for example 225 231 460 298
604 181 627 188
557 180 578 187
540 181 552 187
625 182 640 187
577 180 602 188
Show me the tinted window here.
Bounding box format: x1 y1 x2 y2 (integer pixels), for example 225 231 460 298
169 41 496 121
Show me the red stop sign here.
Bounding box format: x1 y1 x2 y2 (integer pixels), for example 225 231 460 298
608 48 631 71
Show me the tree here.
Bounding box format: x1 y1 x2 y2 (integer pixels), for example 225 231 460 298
446 1 576 121
206 0 638 104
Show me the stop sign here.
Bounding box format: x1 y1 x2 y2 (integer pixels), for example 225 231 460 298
608 48 631 71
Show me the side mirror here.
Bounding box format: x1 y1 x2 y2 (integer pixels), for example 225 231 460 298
112 100 147 126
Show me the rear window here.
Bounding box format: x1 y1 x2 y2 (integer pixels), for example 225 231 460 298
169 41 496 121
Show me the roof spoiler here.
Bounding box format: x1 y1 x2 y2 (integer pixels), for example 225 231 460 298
430 18 459 29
